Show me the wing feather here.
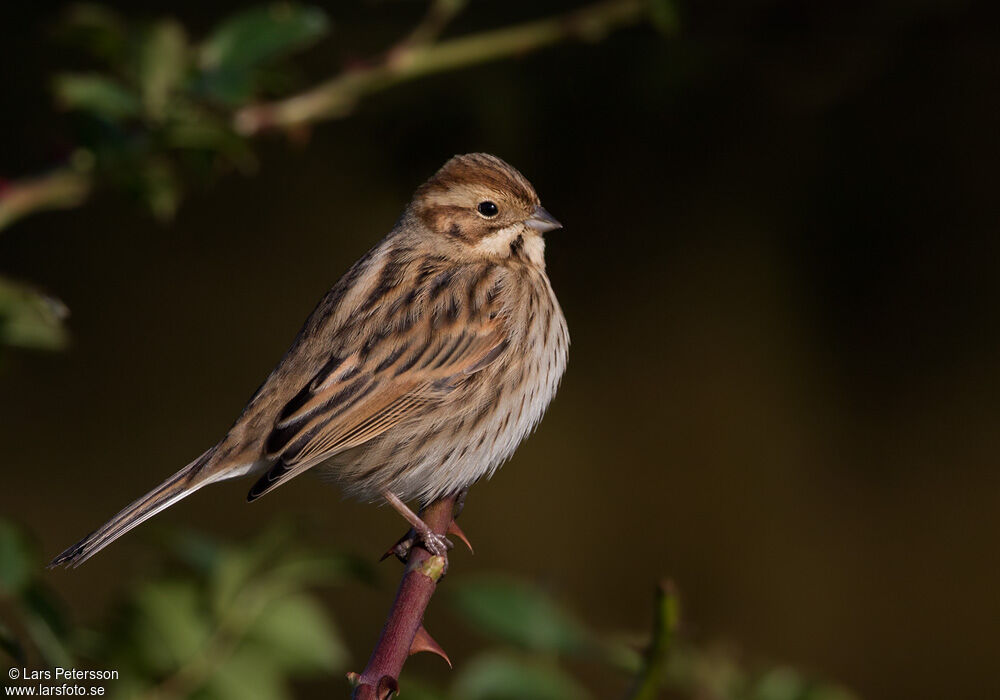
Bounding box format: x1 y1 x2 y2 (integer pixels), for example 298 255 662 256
247 260 507 501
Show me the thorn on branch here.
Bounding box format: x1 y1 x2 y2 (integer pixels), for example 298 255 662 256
376 675 398 699
447 519 474 554
410 624 452 667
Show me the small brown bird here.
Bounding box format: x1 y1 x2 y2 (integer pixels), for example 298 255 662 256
51 153 569 567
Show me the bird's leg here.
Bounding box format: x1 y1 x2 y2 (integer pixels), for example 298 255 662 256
380 490 474 564
381 491 453 559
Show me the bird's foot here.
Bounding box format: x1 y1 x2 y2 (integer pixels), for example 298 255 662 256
420 528 453 558
382 525 457 563
379 490 473 566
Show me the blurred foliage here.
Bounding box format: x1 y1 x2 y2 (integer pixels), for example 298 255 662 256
0 519 858 699
427 577 858 700
0 3 331 355
52 2 330 221
0 278 69 353
0 520 369 699
0 0 662 356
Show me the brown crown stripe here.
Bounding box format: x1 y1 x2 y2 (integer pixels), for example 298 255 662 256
418 153 538 205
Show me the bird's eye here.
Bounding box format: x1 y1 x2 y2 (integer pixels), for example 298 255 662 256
477 201 499 217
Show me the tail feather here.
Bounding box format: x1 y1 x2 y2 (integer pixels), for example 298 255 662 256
246 459 304 502
49 448 218 568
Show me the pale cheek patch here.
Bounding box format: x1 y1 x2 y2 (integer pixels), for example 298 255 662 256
472 225 523 257
522 235 546 266
471 226 546 265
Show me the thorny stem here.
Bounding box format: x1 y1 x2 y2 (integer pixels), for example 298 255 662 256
349 496 457 700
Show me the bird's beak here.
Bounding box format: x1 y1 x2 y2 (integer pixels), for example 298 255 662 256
525 205 563 233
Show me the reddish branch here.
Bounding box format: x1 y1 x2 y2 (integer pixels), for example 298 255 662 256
349 496 458 699
233 0 651 136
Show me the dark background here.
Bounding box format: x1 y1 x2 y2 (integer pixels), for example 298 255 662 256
2 1 999 699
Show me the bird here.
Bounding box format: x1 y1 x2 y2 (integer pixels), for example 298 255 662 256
50 153 569 568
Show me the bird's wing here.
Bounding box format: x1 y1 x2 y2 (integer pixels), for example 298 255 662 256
246 265 509 501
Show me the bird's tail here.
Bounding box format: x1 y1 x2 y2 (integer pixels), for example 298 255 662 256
49 448 220 568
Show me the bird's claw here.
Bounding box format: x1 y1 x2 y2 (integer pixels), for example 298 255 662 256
381 527 454 563
420 529 453 557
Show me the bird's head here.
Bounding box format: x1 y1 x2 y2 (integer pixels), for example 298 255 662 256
409 153 561 265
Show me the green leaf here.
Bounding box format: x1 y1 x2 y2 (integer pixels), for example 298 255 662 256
243 593 347 673
265 550 377 589
106 675 151 700
194 69 258 105
0 520 34 594
197 646 290 700
647 0 679 35
0 277 69 351
454 652 591 700
164 529 226 574
18 583 74 668
751 668 858 700
450 576 592 655
0 621 26 665
53 73 140 121
200 4 329 71
139 159 181 221
208 525 294 615
669 645 746 699
753 668 809 700
58 3 127 64
21 583 71 640
139 19 188 120
130 580 211 672
164 118 258 173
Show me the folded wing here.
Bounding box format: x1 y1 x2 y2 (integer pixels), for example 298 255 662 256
247 261 509 501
